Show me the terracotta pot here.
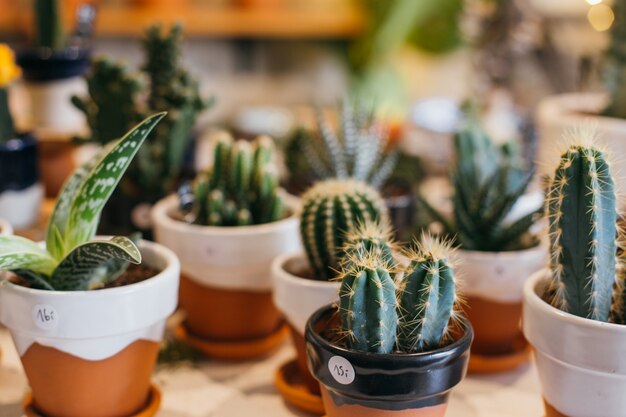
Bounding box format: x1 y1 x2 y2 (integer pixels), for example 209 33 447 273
306 305 472 417
0 217 12 235
37 136 76 198
152 194 300 343
272 252 340 394
0 240 180 417
523 270 626 417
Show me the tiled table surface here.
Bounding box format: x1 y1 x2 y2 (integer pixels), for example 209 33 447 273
0 327 544 417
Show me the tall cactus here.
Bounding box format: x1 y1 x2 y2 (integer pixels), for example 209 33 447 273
189 133 285 226
34 0 65 50
603 0 626 118
339 252 398 354
397 235 458 353
300 179 388 281
545 143 617 321
340 219 397 270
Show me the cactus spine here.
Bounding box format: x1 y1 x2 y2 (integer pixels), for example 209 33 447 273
35 0 65 50
192 133 285 226
397 236 458 353
300 179 388 281
339 254 398 354
545 143 617 321
341 220 397 270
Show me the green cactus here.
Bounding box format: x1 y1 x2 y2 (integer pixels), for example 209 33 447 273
34 0 65 50
190 134 285 227
603 0 626 119
300 179 388 281
339 252 398 353
420 122 539 251
340 219 397 271
397 235 458 353
545 143 617 322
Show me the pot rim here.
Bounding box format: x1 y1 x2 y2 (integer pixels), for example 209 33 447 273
455 240 544 259
152 193 300 237
272 251 338 288
0 132 37 152
539 92 626 126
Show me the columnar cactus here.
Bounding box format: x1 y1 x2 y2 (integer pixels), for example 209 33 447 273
339 252 398 354
300 179 388 281
190 134 285 226
340 220 397 270
35 0 65 50
397 236 458 353
545 143 617 321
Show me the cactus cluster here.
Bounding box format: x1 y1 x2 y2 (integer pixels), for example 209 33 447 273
300 179 388 281
603 0 626 119
421 122 539 251
73 23 211 202
34 0 65 50
339 233 460 354
186 134 286 227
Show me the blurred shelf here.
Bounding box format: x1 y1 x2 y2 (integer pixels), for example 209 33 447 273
0 1 367 39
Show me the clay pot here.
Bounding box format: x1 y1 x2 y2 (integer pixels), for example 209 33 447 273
37 135 76 198
0 240 180 417
272 252 340 393
523 270 626 417
306 305 472 417
152 194 300 344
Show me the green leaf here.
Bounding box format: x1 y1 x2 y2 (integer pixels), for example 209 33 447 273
0 236 57 277
49 236 142 291
12 270 55 291
64 113 166 249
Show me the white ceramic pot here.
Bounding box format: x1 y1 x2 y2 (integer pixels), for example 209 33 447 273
0 239 180 361
24 77 86 135
0 218 13 235
536 92 626 192
152 194 301 292
523 270 626 417
271 252 340 335
0 183 43 230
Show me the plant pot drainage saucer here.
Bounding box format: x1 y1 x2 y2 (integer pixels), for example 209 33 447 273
23 383 161 417
275 358 325 415
468 335 532 374
174 321 289 360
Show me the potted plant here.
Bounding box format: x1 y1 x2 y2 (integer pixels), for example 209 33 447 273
152 133 299 360
73 23 211 236
271 179 390 413
523 138 626 417
306 235 472 417
420 121 544 373
536 0 626 182
0 43 43 230
0 113 180 417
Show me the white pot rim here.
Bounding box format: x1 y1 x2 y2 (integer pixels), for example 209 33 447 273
456 242 543 259
539 92 626 126
272 252 340 289
0 218 13 235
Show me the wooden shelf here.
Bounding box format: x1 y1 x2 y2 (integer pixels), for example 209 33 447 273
0 1 367 39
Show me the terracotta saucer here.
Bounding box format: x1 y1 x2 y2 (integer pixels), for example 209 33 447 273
174 321 289 360
23 383 161 417
275 358 325 415
468 335 532 374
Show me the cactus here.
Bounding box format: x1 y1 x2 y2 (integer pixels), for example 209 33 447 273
34 0 65 50
188 134 285 226
545 142 618 321
603 0 626 118
340 219 398 271
420 122 539 251
397 235 458 353
339 251 398 353
300 179 388 281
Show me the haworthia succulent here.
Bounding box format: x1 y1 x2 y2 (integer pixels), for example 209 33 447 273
0 236 57 277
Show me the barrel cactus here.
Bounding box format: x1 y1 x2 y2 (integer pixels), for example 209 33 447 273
545 142 618 322
300 179 388 281
185 133 285 226
397 235 458 353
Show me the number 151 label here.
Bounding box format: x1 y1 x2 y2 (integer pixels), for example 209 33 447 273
328 356 355 385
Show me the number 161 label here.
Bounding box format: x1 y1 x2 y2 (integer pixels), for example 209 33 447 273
328 356 355 385
31 304 58 330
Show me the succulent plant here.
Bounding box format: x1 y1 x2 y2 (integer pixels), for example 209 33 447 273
303 101 398 189
0 44 20 143
73 23 211 202
545 142 618 322
300 179 388 281
0 113 164 291
420 122 539 251
184 133 286 226
603 0 626 119
34 0 65 50
340 219 398 271
397 235 458 353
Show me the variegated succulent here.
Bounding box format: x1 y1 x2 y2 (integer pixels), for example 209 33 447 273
0 113 165 291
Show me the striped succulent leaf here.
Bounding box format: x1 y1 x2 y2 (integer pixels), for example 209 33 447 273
0 236 57 276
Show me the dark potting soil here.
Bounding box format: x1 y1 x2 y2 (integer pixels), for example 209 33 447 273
103 263 159 288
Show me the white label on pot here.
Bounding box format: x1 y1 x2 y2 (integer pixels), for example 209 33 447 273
31 304 58 330
328 356 355 385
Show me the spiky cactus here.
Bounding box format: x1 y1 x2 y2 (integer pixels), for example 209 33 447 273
340 219 397 270
397 236 458 353
603 0 626 118
339 252 398 353
188 134 285 226
300 179 388 281
34 0 65 50
545 143 617 321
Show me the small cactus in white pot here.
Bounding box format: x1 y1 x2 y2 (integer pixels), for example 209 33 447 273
523 131 626 417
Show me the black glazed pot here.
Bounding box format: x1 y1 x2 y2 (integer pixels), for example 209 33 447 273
305 304 472 416
0 133 39 193
17 47 90 82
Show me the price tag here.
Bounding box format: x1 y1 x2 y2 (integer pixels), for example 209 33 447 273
328 356 355 385
31 304 58 330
